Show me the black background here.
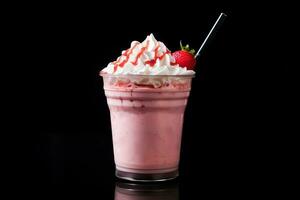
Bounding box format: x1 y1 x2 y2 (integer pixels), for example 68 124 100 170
13 0 295 197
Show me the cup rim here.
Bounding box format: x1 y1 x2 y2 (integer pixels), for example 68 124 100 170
99 71 195 78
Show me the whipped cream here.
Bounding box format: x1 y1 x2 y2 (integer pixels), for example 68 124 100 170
102 34 195 75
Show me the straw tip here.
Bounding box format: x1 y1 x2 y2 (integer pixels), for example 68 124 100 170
221 12 227 17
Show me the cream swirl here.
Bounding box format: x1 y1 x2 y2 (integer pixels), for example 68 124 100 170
102 34 195 75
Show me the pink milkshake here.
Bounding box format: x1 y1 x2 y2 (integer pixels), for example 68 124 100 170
100 34 195 181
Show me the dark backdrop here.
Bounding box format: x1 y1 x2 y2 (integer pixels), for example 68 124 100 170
19 0 294 197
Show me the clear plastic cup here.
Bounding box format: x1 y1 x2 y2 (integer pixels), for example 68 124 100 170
101 73 194 181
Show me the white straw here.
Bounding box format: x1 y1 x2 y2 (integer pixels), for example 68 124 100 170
195 13 227 58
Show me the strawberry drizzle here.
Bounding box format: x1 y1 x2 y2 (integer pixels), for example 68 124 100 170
170 61 177 66
113 43 138 72
113 40 177 72
113 56 122 72
131 40 149 65
144 47 175 67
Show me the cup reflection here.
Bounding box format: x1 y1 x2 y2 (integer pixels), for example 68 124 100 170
115 181 179 200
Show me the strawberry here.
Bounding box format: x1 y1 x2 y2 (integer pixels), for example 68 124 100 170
172 41 196 70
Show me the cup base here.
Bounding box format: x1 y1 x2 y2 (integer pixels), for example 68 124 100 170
116 169 179 182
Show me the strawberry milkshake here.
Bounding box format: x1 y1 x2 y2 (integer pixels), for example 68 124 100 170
100 34 195 181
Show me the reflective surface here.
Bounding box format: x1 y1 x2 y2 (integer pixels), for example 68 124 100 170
115 181 179 200
31 129 275 197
